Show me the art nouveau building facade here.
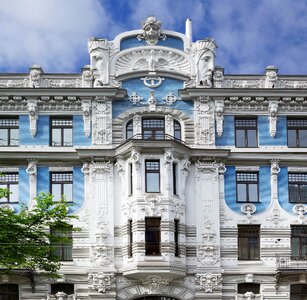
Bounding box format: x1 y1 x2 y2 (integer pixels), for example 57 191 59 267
1 17 307 300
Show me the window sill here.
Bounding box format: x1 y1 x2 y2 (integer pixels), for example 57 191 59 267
144 255 163 261
237 260 262 265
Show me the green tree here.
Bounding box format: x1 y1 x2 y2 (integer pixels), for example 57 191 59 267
0 192 78 277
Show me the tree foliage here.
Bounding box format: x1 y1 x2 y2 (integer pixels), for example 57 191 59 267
0 192 78 277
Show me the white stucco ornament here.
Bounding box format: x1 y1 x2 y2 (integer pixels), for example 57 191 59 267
137 16 166 45
197 273 222 293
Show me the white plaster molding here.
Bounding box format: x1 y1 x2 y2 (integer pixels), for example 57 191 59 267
141 275 169 294
88 272 114 293
270 159 280 175
288 167 307 172
241 203 256 218
81 68 93 88
268 101 278 137
81 99 91 137
215 100 224 137
236 166 259 172
293 204 307 223
27 99 38 136
26 159 37 207
49 167 73 172
196 273 222 293
147 91 157 111
164 148 174 164
0 167 18 172
81 162 91 176
129 148 140 164
132 114 141 136
90 244 112 266
137 16 166 45
141 76 165 88
163 92 177 105
236 293 263 300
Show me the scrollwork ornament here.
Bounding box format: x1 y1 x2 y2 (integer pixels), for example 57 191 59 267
26 160 37 179
270 159 280 175
129 148 140 164
164 148 174 164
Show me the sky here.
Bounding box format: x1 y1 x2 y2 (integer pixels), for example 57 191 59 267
0 0 307 75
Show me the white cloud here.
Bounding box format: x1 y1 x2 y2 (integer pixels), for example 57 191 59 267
0 0 120 72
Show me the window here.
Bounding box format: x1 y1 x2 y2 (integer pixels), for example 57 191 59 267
174 120 181 140
238 225 260 260
291 284 307 300
291 226 307 259
145 160 160 193
50 225 73 261
289 173 307 203
238 283 260 294
145 217 161 255
174 219 179 257
126 120 133 139
236 172 259 202
128 220 133 257
128 163 133 196
287 118 307 147
173 163 178 196
50 117 73 146
51 283 74 296
0 118 19 146
235 117 257 147
0 173 19 203
142 118 165 140
50 172 73 202
0 284 19 300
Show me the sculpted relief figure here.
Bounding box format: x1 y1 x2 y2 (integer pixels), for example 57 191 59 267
193 38 217 87
88 38 110 86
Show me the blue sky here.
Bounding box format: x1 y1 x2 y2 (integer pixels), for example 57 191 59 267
0 0 307 75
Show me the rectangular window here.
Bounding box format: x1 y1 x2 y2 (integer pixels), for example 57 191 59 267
128 163 133 196
0 284 19 300
50 225 73 261
0 118 19 146
174 219 180 257
142 118 165 140
287 118 307 147
289 173 307 203
145 160 160 193
0 173 19 203
50 117 73 146
235 117 257 147
291 225 307 259
238 225 260 260
145 217 161 255
50 172 73 202
236 172 259 202
128 220 133 257
173 163 178 196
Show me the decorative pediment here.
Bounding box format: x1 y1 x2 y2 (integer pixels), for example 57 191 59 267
114 47 191 77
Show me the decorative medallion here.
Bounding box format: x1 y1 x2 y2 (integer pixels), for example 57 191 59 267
129 92 143 104
163 92 177 105
141 76 165 88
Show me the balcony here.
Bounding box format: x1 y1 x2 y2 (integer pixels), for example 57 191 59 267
276 256 307 271
127 133 186 144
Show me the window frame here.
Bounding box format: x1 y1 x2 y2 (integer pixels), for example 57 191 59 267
0 117 19 147
235 117 258 148
50 171 73 202
237 283 260 294
288 173 307 204
51 283 74 296
126 119 133 139
174 219 180 257
291 225 307 259
145 160 160 193
174 120 181 141
238 225 260 260
142 118 165 140
50 225 73 261
145 217 161 256
0 284 19 300
287 117 307 148
0 172 19 203
50 116 73 147
236 171 259 203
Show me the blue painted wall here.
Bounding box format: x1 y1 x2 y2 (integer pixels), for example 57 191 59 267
70 167 84 214
20 115 49 146
113 77 194 119
19 167 29 206
278 167 296 214
259 116 287 146
37 167 49 195
120 35 184 50
73 115 91 146
216 116 235 146
225 166 271 214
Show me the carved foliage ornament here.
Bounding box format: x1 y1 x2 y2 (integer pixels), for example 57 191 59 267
137 16 166 45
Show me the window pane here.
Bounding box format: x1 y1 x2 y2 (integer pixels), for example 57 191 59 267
0 184 8 202
299 130 307 147
63 128 73 146
9 185 19 202
301 185 307 203
237 184 246 202
52 128 62 146
146 173 159 192
52 184 62 201
236 129 245 147
288 129 297 147
0 129 8 146
248 184 258 202
247 130 257 147
291 237 300 257
10 129 19 146
64 184 73 202
302 237 307 256
289 184 299 203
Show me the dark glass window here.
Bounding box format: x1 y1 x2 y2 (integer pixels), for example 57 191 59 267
145 217 161 255
142 118 165 140
0 284 19 300
235 117 257 147
51 283 74 295
0 118 19 146
128 220 133 257
128 163 133 196
50 172 73 202
145 160 160 193
287 118 307 147
174 219 179 257
289 173 307 203
236 172 259 202
291 284 307 300
174 120 181 140
291 226 307 259
0 173 19 203
238 225 260 260
50 117 73 146
173 163 178 196
238 283 260 294
126 120 133 139
50 226 73 261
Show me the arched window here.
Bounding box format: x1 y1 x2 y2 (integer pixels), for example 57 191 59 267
126 120 133 139
0 284 19 300
174 120 181 140
51 283 74 295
